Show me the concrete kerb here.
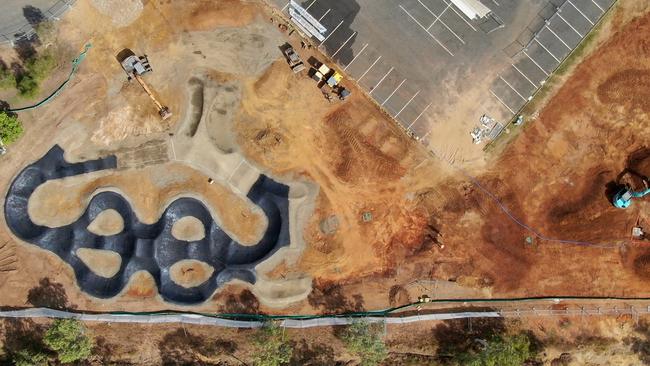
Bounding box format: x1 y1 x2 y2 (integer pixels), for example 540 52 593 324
483 0 619 152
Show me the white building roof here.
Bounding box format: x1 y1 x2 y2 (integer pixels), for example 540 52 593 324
449 0 491 20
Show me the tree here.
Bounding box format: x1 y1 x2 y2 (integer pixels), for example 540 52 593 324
342 319 388 366
43 319 93 364
458 334 534 366
252 322 292 366
0 67 16 89
0 112 23 144
17 74 39 98
25 53 56 81
12 347 48 366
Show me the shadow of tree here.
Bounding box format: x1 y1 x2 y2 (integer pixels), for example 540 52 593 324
431 317 506 363
23 6 46 28
218 289 261 315
13 37 39 63
0 318 49 363
26 278 75 310
289 339 340 366
308 280 365 313
158 328 237 366
627 320 650 365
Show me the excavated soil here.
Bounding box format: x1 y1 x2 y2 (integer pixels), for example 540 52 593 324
1 0 649 313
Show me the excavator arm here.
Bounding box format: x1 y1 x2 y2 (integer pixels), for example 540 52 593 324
631 188 650 199
133 73 172 120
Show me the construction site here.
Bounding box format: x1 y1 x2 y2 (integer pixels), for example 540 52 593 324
0 0 649 361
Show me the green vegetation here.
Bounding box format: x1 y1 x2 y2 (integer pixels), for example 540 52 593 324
35 21 56 45
0 112 23 144
17 52 57 98
43 319 93 364
0 67 16 90
252 322 292 366
12 347 48 366
342 320 388 366
456 334 534 366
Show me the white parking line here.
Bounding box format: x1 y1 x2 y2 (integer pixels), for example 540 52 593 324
318 8 331 21
523 50 549 76
535 38 561 63
499 75 526 101
358 55 382 81
305 0 317 10
418 0 464 45
282 1 290 11
567 0 594 25
371 67 394 93
556 12 584 37
511 63 537 88
332 31 357 58
382 78 406 106
399 5 454 56
590 0 604 12
320 20 344 45
440 0 478 31
419 0 448 30
344 43 368 71
395 90 420 118
545 24 572 50
489 89 515 114
407 102 431 129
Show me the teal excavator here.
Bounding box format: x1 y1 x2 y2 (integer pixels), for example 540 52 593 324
612 180 650 209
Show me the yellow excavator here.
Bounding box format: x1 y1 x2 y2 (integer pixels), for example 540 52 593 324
117 49 171 120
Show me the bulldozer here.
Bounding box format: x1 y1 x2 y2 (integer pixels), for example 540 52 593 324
117 49 171 120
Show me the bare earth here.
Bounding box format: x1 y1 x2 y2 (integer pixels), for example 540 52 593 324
0 0 648 317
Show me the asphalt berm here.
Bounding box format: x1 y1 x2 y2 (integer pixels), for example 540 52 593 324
4 145 290 304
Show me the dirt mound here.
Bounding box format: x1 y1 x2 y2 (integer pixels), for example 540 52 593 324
169 260 215 288
633 253 650 279
183 0 259 30
87 209 125 236
597 69 650 113
325 107 405 184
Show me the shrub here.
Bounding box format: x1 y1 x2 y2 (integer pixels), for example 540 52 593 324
252 322 292 366
0 67 16 89
35 21 56 44
43 319 93 364
16 52 57 98
458 334 534 366
12 347 48 366
342 320 387 366
0 112 23 144
17 74 39 98
25 53 56 81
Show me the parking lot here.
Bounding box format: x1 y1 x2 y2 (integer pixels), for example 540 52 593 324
271 0 616 161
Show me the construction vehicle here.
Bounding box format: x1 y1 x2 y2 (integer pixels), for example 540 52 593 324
612 182 650 209
281 44 305 73
117 49 172 120
310 61 351 100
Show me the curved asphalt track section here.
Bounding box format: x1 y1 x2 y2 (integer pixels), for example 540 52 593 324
4 145 290 305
